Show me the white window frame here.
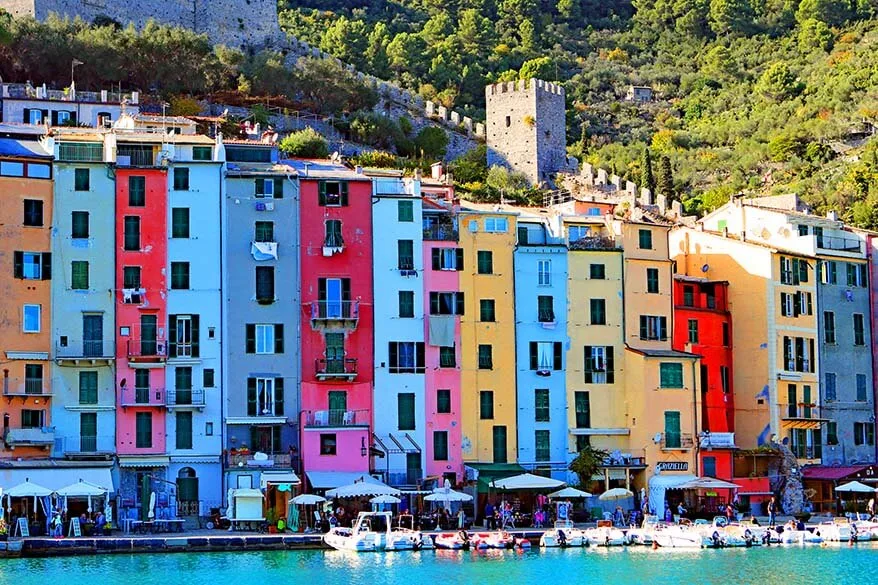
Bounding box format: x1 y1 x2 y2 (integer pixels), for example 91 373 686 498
23 304 41 333
484 217 508 233
538 259 552 286
23 252 41 279
440 248 457 270
536 342 553 371
588 346 609 384
254 324 275 354
256 377 275 415
29 110 43 125
176 315 193 357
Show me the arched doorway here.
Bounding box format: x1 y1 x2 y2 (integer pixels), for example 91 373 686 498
177 467 199 516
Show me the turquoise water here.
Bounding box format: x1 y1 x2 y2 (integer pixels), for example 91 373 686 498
2 545 877 585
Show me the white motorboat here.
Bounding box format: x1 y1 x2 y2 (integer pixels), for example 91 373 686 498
851 517 878 541
395 513 435 549
583 520 626 547
775 522 823 545
471 530 516 549
627 515 663 545
323 511 423 552
818 519 852 542
434 531 471 549
697 517 756 548
652 524 702 548
540 519 585 547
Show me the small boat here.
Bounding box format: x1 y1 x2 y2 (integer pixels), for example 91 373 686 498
583 519 626 547
818 518 852 542
627 515 662 545
540 519 585 548
434 531 471 550
775 522 823 545
395 513 435 549
653 524 703 548
324 511 412 552
471 530 515 549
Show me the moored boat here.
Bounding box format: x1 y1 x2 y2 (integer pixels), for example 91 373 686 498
540 520 585 548
583 520 626 547
434 531 471 550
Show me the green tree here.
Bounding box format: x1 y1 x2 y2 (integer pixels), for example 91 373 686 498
709 0 754 35
557 0 582 21
568 444 609 488
798 18 833 53
450 145 489 184
414 126 450 159
278 128 329 158
641 148 656 193
519 56 555 80
795 0 853 26
756 61 801 100
486 165 530 193
319 16 368 70
366 22 391 78
0 9 13 46
657 155 675 199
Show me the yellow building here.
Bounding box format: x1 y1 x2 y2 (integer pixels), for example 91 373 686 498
458 207 519 465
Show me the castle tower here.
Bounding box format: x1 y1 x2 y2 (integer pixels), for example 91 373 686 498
485 78 569 186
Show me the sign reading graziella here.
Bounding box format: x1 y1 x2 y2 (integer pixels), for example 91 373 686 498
656 461 689 472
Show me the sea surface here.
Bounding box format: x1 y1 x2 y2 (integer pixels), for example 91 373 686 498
2 544 877 585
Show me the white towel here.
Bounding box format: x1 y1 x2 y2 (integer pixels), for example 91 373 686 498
251 241 278 261
429 315 455 346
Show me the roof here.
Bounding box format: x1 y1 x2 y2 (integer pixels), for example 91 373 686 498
626 347 701 359
134 113 196 126
0 123 46 137
223 139 275 146
0 138 52 159
283 158 369 180
226 162 296 176
115 133 214 145
306 471 380 490
674 274 729 285
458 200 521 216
802 465 875 481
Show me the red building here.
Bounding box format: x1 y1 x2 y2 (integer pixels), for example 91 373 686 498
672 276 735 481
293 160 374 482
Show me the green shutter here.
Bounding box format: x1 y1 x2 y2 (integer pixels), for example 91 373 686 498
660 363 683 388
168 315 178 357
575 391 590 428
398 200 413 222
398 393 415 430
191 315 200 358
245 324 256 353
492 426 507 463
176 411 193 449
71 261 89 289
437 389 451 413
172 208 189 238
535 389 549 422
317 181 326 205
480 391 494 419
136 412 152 448
203 368 215 387
535 430 550 461
80 413 97 449
273 378 284 416
173 168 189 190
664 411 681 448
74 168 90 191
72 211 89 238
529 342 538 370
247 378 257 416
273 177 284 199
78 371 98 404
340 181 349 206
193 146 212 161
433 431 448 460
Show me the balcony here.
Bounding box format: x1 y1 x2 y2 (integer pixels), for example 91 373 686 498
423 224 458 242
304 409 369 428
55 339 115 365
127 338 168 365
166 389 206 409
600 449 647 468
816 235 862 255
225 451 292 469
700 432 737 449
780 404 828 429
660 432 695 450
309 301 359 329
3 378 51 398
4 427 55 448
54 434 115 457
58 142 104 162
315 358 358 381
116 149 157 167
120 387 165 407
569 236 619 251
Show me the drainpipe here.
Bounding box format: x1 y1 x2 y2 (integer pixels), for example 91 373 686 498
218 160 226 506
692 358 700 477
286 171 302 476
869 235 878 463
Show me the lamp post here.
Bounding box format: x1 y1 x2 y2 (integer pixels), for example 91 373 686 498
70 59 83 94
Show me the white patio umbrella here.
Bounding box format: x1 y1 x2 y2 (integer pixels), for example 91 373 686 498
548 487 592 499
370 495 401 504
491 473 565 490
835 481 874 493
290 494 326 505
677 477 741 490
424 489 473 502
56 481 108 514
599 487 634 501
326 480 400 499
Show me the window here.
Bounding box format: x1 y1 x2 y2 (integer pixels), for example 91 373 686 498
193 146 212 161
439 345 456 368
72 211 89 238
173 167 190 190
534 389 549 422
246 323 283 354
638 229 652 249
324 219 343 248
433 431 449 460
646 268 659 293
123 266 141 289
80 413 97 451
398 240 415 270
782 336 815 372
576 435 591 452
529 342 562 371
568 225 589 242
575 392 591 428
128 176 145 206
171 208 190 238
722 322 730 347
429 292 465 315
823 311 836 344
590 263 606 279
134 369 150 403
478 344 493 369
819 260 838 284
431 247 463 271
176 412 193 449
247 377 284 416
74 168 90 191
398 393 415 430
584 346 614 384
825 372 837 401
480 391 494 419
203 368 215 388
660 363 684 388
480 299 496 322
780 256 808 285
23 199 43 226
683 286 694 307
535 430 550 462
398 200 414 222
720 366 730 394
797 224 809 236
437 389 451 414
537 260 551 286
589 299 606 325
136 412 152 448
639 315 668 341
847 263 868 287
255 177 284 198
24 364 42 394
492 426 507 463
388 341 426 373
484 217 508 233
78 371 98 404
320 434 337 455
854 314 865 346
538 295 555 322
826 422 839 446
687 319 698 344
14 251 49 280
318 181 348 206
123 216 141 250
854 423 875 446
20 408 44 428
781 291 813 317
255 266 275 302
71 261 89 290
477 251 493 274
255 221 274 243
664 411 681 448
23 304 41 333
857 374 868 402
398 291 415 318
170 262 190 289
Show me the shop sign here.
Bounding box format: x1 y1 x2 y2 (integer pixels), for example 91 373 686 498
656 461 689 472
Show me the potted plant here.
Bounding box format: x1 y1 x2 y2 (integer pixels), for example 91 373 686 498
0 517 7 541
266 509 279 534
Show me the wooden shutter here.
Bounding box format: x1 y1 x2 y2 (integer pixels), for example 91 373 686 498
659 317 668 340
273 177 284 199
432 248 441 270
416 342 425 371
639 316 648 339
274 378 284 415
69 111 77 125
340 182 349 206
255 178 265 196
317 278 327 301
167 315 177 357
455 248 464 271
318 181 327 205
13 251 23 279
606 347 615 383
191 315 200 358
430 292 439 315
51 111 59 126
583 346 593 382
389 342 398 370
342 278 351 300
553 342 563 370
41 253 51 280
455 292 465 315
529 342 538 370
274 324 284 353
22 108 30 123
245 324 256 353
247 378 257 416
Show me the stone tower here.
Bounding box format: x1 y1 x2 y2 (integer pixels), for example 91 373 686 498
485 78 570 186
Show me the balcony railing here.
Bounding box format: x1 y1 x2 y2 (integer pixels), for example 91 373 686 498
423 225 459 241
660 432 695 450
2 378 51 397
54 434 115 455
600 449 647 468
315 358 358 380
55 340 115 360
166 389 206 408
816 235 862 254
116 150 157 167
225 452 292 468
120 387 165 407
304 409 370 428
4 427 55 446
569 236 619 251
127 338 168 361
782 404 824 420
310 301 359 324
700 432 736 449
58 142 104 162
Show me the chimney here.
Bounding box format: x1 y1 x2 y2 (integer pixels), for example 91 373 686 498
722 227 729 238
431 162 443 180
355 165 363 175
827 210 839 221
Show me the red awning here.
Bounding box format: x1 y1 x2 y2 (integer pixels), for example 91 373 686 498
802 465 873 481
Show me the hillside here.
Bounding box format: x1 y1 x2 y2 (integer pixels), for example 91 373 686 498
278 0 878 226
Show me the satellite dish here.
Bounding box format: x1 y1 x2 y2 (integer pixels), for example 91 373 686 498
701 264 709 273
653 433 663 444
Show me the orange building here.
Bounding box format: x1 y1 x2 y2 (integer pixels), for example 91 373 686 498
0 129 55 459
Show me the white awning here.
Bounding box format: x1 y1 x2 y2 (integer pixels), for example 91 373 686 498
306 471 378 490
0 466 114 493
491 473 565 490
119 456 170 468
648 473 697 518
327 480 400 498
260 471 301 489
56 481 108 497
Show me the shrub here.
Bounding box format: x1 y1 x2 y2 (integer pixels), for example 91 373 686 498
414 126 449 159
278 128 329 158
